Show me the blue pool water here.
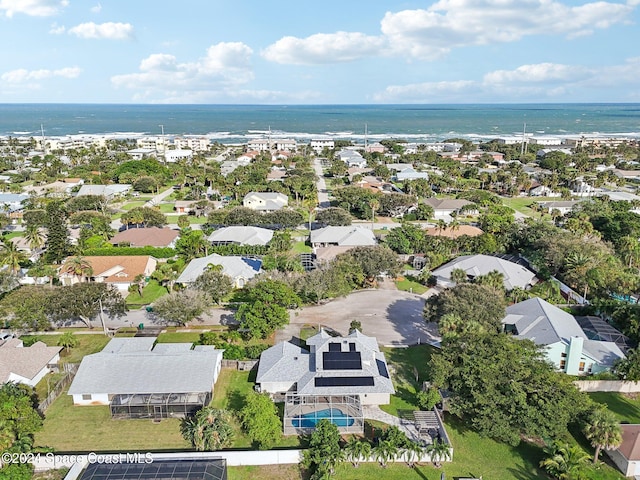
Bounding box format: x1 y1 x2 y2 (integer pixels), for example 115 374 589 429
292 408 355 428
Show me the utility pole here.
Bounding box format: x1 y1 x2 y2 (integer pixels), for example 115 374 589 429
159 124 165 161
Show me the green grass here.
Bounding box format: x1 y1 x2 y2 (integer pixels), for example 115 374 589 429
120 201 146 211
158 203 176 213
501 196 557 218
211 369 302 449
35 393 190 452
1 231 23 240
21 334 110 364
125 280 168 308
589 392 640 423
292 241 312 254
395 277 428 295
379 345 434 417
156 331 203 344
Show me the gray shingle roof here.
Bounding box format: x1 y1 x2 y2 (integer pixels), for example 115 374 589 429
176 254 262 284
256 329 394 396
310 226 376 246
433 254 536 290
207 226 274 246
0 340 61 383
503 297 625 366
68 338 223 396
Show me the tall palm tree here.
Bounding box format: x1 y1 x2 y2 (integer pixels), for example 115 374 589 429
61 255 94 282
344 437 371 468
24 225 46 252
426 438 451 468
0 239 27 274
372 439 399 468
583 408 623 464
402 441 424 468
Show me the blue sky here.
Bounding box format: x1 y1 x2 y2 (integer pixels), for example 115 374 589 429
0 0 639 104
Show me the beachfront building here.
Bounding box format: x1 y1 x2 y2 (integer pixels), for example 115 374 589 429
256 329 394 434
68 337 223 419
164 149 193 163
310 138 334 153
503 298 625 375
173 136 210 152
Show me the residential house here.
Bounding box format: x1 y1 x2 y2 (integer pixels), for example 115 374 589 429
310 226 376 248
68 337 223 419
337 149 367 168
176 253 261 288
59 255 157 292
310 138 334 153
395 168 429 182
109 227 180 248
432 254 537 290
0 338 62 387
76 184 131 199
0 193 28 215
364 142 385 154
608 424 640 477
23 178 84 197
423 198 473 219
175 200 198 214
529 185 561 197
243 191 288 212
503 297 625 375
256 329 395 434
538 200 581 215
208 226 274 246
126 148 156 160
165 149 193 163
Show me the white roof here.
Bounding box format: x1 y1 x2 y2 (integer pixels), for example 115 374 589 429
207 226 274 246
310 226 376 246
176 253 262 283
433 254 536 290
68 338 223 395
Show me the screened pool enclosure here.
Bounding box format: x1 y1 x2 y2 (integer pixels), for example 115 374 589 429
283 394 364 435
110 392 211 419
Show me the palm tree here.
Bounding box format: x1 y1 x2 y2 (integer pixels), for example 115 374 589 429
372 439 399 468
344 437 371 468
583 408 623 464
180 407 234 451
370 198 380 229
0 239 27 274
426 438 451 468
539 441 590 479
62 255 94 282
450 268 468 285
133 273 146 297
435 219 447 236
24 225 46 252
57 331 79 353
402 441 424 468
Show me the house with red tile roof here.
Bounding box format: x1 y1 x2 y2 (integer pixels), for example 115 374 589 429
59 255 157 292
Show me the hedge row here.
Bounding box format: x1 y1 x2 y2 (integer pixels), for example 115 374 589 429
83 246 176 258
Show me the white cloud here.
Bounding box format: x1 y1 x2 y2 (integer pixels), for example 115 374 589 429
483 63 588 84
263 0 637 65
68 22 134 40
262 31 384 64
91 2 101 13
381 0 635 59
111 42 255 101
1 66 81 83
0 0 68 17
374 58 640 102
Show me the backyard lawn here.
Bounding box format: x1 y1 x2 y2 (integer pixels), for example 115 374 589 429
589 392 640 423
501 196 556 218
35 393 190 452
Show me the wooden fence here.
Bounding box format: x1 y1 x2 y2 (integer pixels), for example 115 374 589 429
221 359 258 371
38 363 79 413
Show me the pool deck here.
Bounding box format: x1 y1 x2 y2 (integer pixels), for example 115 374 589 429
362 405 425 443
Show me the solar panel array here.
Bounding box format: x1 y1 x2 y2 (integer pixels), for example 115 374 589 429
80 459 227 480
315 376 375 387
323 351 362 370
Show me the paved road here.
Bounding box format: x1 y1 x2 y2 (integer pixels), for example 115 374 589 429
64 288 439 347
312 157 331 209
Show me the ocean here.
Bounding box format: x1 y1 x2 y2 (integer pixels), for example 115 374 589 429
0 103 639 144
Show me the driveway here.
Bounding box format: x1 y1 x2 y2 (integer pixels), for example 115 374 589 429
286 289 439 347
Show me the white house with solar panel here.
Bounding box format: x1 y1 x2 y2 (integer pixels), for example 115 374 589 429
255 329 394 434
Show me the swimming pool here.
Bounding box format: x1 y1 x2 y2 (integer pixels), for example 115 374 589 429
292 408 355 428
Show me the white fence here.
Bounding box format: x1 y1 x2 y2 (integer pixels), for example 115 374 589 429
575 380 640 393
